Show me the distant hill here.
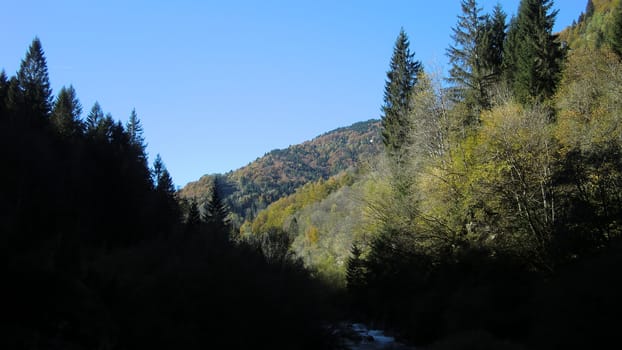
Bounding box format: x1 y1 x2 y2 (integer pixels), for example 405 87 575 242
559 0 619 50
179 119 382 225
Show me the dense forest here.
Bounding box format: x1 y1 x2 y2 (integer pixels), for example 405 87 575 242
180 119 381 227
1 38 336 349
241 0 622 348
4 0 622 349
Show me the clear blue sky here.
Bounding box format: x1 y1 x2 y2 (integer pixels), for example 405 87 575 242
1 0 586 187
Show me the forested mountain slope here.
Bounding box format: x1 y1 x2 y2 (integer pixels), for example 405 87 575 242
180 119 381 224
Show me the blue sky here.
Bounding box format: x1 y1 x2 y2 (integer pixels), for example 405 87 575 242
1 0 586 187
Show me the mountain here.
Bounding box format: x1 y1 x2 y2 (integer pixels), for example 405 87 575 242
559 0 618 50
179 119 381 225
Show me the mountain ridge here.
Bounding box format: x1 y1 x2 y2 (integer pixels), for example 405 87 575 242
179 119 382 224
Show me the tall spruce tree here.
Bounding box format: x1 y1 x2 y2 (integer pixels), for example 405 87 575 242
381 29 422 161
585 0 595 20
611 1 622 59
85 102 104 135
204 179 230 229
447 0 489 117
126 108 148 169
16 37 53 122
479 5 507 86
126 108 145 149
51 85 83 138
504 0 565 102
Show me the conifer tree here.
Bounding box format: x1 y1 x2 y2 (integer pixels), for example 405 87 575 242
16 37 53 122
153 154 166 189
126 108 145 149
51 85 83 138
503 16 521 88
447 0 489 116
152 154 176 194
346 244 366 292
504 0 564 102
186 200 202 226
585 0 595 19
126 108 148 170
204 179 230 230
381 29 422 161
158 169 175 195
0 70 8 117
611 1 622 59
480 5 507 85
85 102 104 134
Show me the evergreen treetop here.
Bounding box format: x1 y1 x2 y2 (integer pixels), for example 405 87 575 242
17 37 53 120
610 1 622 59
51 85 83 138
447 0 488 109
86 102 104 133
381 29 422 159
505 0 565 102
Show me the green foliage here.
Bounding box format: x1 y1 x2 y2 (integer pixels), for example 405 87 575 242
180 119 381 227
350 5 622 345
480 5 507 86
610 1 622 57
447 0 491 116
381 29 422 161
504 0 565 103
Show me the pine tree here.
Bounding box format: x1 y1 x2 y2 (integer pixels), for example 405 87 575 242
51 85 83 138
152 154 163 188
503 16 520 85
585 0 595 20
17 37 53 122
204 178 230 230
126 108 148 170
346 244 366 292
447 0 489 116
479 5 507 86
126 108 146 149
186 200 202 226
0 70 8 117
504 0 565 102
381 29 422 161
85 102 104 133
611 1 622 59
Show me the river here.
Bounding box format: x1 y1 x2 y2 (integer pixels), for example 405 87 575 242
334 322 415 350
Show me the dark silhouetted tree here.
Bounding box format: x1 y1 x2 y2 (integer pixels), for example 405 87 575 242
0 70 8 117
126 108 146 151
51 85 83 138
346 244 366 293
204 178 231 241
16 37 53 123
85 102 104 133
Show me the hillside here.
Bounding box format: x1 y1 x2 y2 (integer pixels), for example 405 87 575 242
179 119 381 224
559 0 619 50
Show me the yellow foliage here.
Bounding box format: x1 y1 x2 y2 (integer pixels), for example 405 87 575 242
556 47 622 154
306 225 319 245
249 172 356 234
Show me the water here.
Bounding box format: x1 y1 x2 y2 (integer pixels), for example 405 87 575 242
339 323 415 350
